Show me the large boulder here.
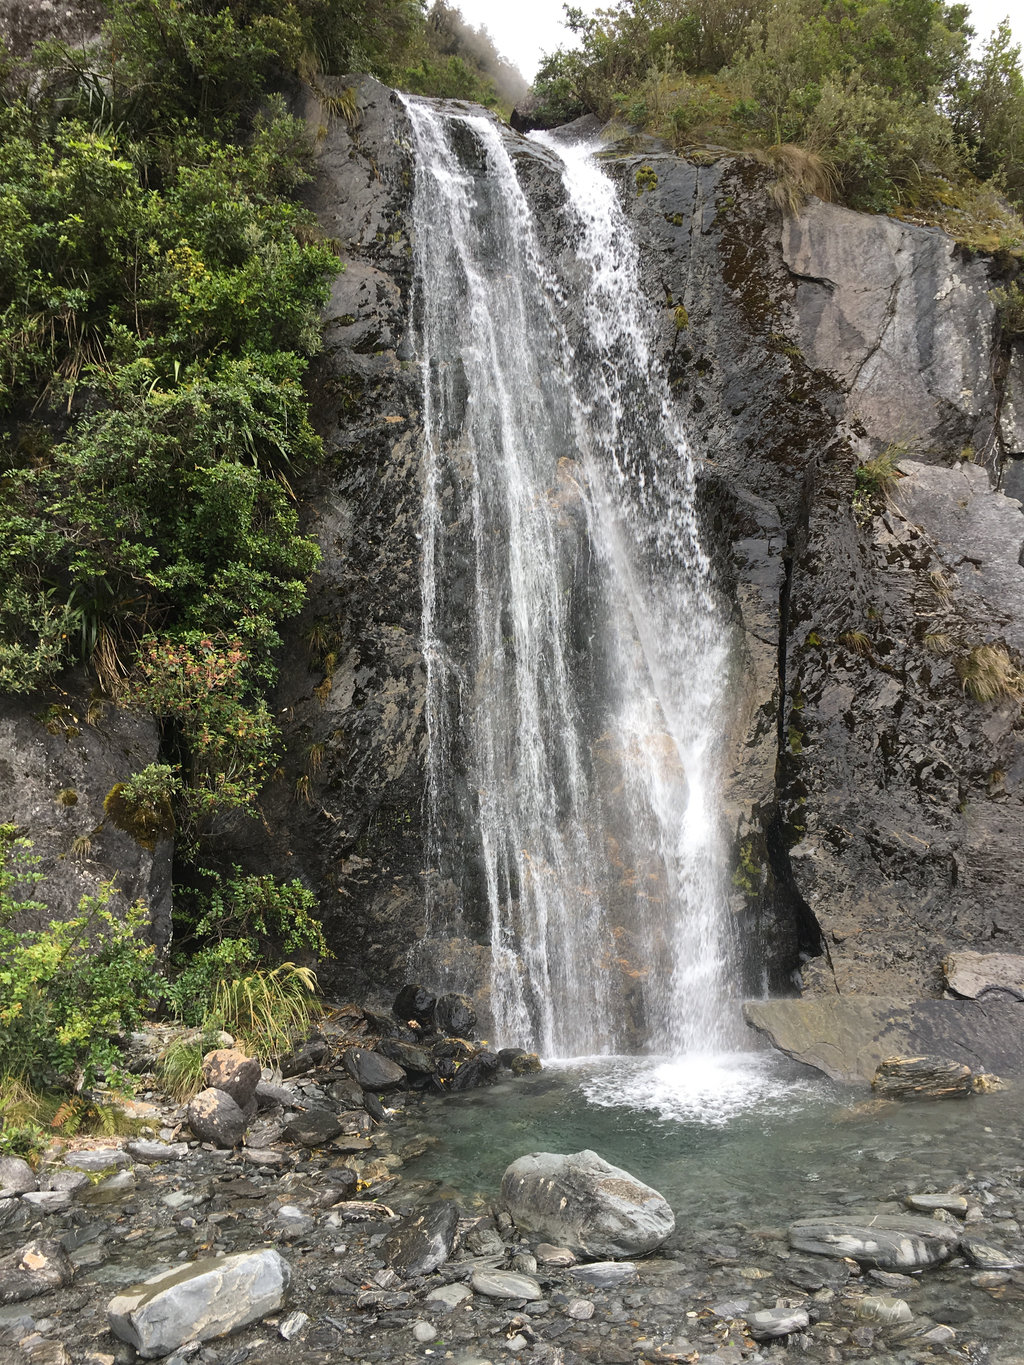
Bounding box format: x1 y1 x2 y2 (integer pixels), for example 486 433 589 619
187 1088 247 1148
382 1200 460 1277
342 1047 407 1092
107 1248 290 1358
789 1215 960 1270
500 1150 675 1258
202 1049 260 1108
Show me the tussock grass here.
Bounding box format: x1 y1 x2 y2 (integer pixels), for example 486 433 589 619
956 644 1024 702
750 144 839 214
209 963 322 1061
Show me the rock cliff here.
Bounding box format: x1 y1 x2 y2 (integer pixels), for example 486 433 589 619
5 75 1023 1015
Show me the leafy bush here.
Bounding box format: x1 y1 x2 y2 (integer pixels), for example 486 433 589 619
0 883 159 1090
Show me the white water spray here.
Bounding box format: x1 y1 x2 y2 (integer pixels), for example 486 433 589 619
407 100 736 1062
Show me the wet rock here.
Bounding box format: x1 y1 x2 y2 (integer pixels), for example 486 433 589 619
381 1199 460 1277
393 984 436 1030
789 1215 960 1269
0 1240 75 1304
377 1040 435 1076
498 1048 530 1069
872 1056 974 1100
434 993 476 1037
921 1324 957 1344
566 1299 594 1320
962 1237 1023 1269
471 1269 544 1300
107 1248 290 1358
125 1140 188 1163
0 1200 32 1233
535 1243 576 1266
568 1262 638 1288
851 1294 913 1324
905 1192 968 1215
201 1049 261 1108
186 1088 246 1148
283 1108 345 1147
448 1050 501 1091
743 999 1024 1082
0 1157 37 1196
943 951 1024 1000
63 1148 130 1172
501 1150 675 1257
511 1052 542 1075
343 1046 407 1092
425 1282 473 1311
745 1306 810 1340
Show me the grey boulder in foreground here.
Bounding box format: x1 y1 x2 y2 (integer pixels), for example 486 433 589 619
501 1150 675 1258
107 1248 290 1358
789 1215 960 1269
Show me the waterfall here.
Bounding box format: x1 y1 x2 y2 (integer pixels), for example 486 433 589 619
406 99 735 1060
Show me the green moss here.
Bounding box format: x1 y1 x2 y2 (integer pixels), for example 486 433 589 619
673 304 690 330
635 165 658 194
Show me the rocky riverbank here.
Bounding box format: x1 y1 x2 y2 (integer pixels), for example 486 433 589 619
4 1024 1024 1364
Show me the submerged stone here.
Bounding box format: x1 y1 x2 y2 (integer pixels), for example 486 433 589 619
745 1306 810 1339
501 1149 675 1258
789 1215 959 1269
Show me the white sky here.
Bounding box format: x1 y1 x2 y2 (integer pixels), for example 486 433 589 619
452 0 1022 83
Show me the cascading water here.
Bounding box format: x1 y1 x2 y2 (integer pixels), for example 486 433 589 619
407 98 737 1068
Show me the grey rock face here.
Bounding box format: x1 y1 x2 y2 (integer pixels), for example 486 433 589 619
0 669 171 945
962 1237 1023 1269
0 1239 75 1304
342 1047 407 1092
789 1215 960 1268
201 1049 261 1109
107 1248 290 1358
382 1200 460 1278
944 951 1024 1000
783 201 997 458
501 1150 675 1258
186 1088 246 1148
743 997 1024 1083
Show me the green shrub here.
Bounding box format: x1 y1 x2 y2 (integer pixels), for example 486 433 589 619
0 882 159 1090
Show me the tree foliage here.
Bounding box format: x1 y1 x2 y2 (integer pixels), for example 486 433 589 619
530 0 1024 224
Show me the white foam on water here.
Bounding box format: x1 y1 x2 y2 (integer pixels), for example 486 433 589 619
546 1052 820 1126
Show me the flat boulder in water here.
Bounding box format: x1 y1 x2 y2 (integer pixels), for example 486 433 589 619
500 1149 675 1258
789 1215 960 1269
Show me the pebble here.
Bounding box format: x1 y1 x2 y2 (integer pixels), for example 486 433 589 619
412 1321 437 1342
506 1335 528 1352
535 1243 575 1265
850 1294 913 1324
566 1299 594 1319
568 1262 637 1288
278 1310 309 1340
920 1324 957 1344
